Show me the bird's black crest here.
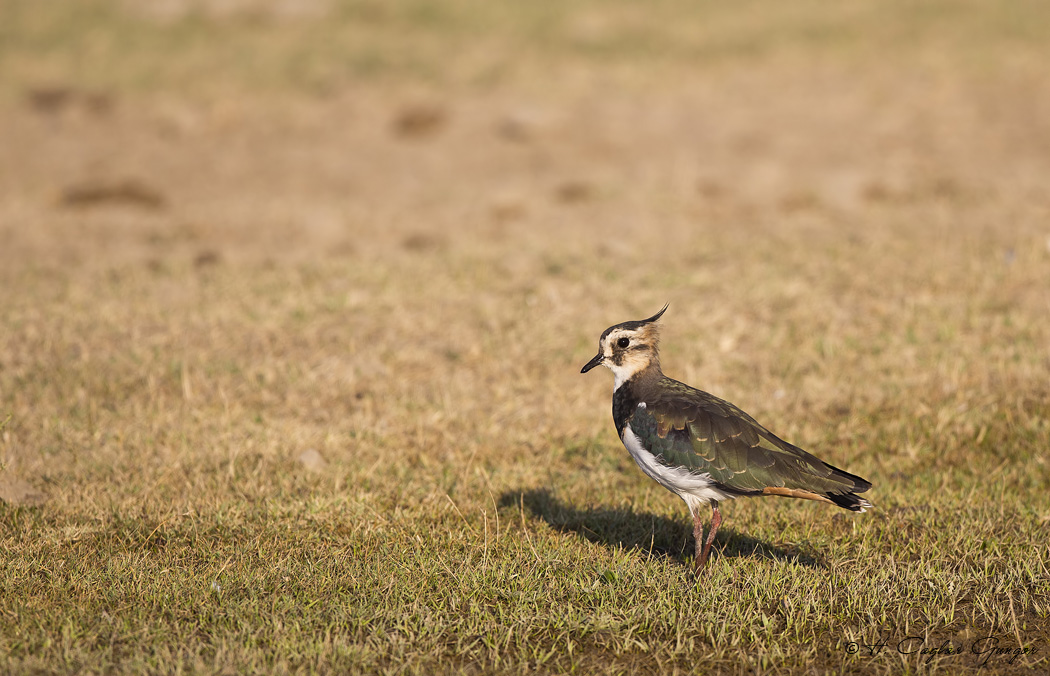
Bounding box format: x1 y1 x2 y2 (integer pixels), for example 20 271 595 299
599 304 669 341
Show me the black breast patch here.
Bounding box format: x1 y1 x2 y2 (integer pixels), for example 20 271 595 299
612 382 640 437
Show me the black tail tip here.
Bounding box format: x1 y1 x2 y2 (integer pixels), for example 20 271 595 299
828 492 873 513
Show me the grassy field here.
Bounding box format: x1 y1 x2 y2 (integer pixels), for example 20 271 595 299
2 0 1050 673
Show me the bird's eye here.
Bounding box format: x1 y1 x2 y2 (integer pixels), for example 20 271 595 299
617 337 630 348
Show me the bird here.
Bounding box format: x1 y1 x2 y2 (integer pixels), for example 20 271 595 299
581 305 872 576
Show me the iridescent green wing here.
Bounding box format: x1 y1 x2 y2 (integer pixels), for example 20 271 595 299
629 379 867 495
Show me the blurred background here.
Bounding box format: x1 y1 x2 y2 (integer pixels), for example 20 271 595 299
4 0 1050 267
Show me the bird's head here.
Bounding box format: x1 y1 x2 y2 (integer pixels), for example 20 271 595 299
581 304 667 387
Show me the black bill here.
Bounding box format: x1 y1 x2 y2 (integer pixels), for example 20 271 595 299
580 353 604 373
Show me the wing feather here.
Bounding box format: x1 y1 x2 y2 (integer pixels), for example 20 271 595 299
630 378 871 498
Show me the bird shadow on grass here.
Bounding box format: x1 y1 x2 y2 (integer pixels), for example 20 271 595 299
499 488 825 570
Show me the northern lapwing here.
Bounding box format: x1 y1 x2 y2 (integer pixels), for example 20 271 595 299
581 305 872 576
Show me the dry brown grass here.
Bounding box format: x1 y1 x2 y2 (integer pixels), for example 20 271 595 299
2 1 1050 673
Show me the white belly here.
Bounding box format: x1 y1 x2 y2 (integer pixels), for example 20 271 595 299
621 422 732 516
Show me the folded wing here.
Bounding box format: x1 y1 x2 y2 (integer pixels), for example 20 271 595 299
630 379 871 506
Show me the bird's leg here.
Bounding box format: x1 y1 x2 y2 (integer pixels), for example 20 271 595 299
695 502 722 573
691 510 706 578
